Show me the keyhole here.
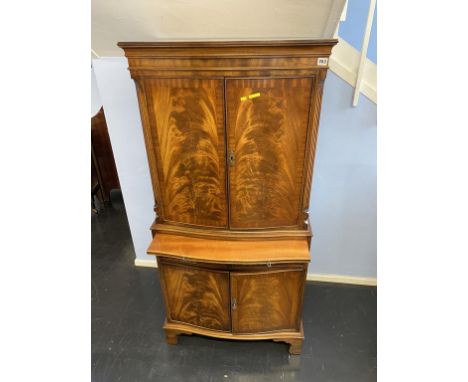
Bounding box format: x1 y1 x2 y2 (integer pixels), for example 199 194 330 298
229 151 235 166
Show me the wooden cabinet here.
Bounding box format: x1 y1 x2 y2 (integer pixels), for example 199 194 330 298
119 40 336 354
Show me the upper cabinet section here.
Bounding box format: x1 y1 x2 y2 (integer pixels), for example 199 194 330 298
120 40 337 238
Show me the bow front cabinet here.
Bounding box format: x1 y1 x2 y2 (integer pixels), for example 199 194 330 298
119 40 336 354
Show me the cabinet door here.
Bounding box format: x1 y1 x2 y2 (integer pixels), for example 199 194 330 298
144 79 228 228
160 262 231 331
230 268 305 333
225 78 314 229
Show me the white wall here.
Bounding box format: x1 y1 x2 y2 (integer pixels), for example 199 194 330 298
92 0 346 56
92 58 376 278
92 58 154 261
91 68 102 117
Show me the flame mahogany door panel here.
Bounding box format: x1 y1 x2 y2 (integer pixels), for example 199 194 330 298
144 78 228 228
225 78 314 229
230 268 306 334
159 261 231 332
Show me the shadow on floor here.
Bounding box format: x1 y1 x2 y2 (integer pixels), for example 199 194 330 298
92 192 377 382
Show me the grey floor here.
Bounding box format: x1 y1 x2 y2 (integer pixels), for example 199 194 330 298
92 192 377 382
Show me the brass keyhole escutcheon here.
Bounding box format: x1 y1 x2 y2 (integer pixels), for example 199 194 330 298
228 150 235 166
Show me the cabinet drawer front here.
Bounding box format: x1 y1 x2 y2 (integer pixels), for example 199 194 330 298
226 77 313 229
230 268 305 333
160 262 231 331
143 78 228 228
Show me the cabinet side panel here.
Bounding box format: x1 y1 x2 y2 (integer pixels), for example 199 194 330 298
160 262 231 331
144 78 228 228
231 268 305 333
301 70 327 226
226 77 313 229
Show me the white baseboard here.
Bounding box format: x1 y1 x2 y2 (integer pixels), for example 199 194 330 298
134 258 158 268
306 273 377 286
133 258 376 286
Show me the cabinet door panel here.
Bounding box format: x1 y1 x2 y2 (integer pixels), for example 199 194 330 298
145 78 228 228
160 262 231 331
226 77 313 229
230 268 305 333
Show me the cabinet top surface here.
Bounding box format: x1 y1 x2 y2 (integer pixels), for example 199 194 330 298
118 39 337 49
118 39 337 59
148 234 311 264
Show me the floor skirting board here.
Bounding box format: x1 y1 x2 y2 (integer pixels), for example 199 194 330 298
134 258 377 286
306 273 377 286
134 258 158 268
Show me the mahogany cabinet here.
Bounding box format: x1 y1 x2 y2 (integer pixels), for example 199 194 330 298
119 40 336 354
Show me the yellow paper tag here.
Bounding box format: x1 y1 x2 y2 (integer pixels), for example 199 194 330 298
240 92 261 101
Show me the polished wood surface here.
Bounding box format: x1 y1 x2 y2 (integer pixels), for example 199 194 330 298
91 108 120 201
148 233 310 264
151 221 311 240
159 262 230 331
144 78 227 228
226 78 312 229
164 319 304 354
119 40 336 354
231 268 305 333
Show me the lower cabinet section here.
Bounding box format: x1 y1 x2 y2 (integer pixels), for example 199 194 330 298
158 257 307 354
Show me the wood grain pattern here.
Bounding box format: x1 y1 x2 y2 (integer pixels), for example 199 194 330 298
160 262 230 331
145 78 227 228
226 78 313 229
148 234 310 264
231 269 305 333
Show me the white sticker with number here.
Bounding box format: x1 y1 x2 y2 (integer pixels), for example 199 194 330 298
317 57 328 66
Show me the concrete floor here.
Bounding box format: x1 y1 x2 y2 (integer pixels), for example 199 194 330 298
92 193 377 382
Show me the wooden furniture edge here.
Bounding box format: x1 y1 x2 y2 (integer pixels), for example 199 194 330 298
118 39 338 48
147 234 311 264
150 222 313 241
163 319 304 355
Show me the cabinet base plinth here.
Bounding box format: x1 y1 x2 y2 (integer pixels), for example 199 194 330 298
163 319 304 354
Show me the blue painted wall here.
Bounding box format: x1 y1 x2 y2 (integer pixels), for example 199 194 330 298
310 72 376 277
338 0 377 63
